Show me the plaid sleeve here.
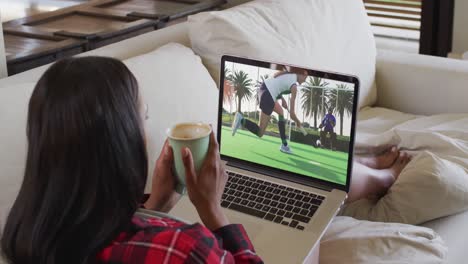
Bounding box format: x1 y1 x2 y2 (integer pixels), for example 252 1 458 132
182 224 263 264
97 216 263 264
213 224 263 264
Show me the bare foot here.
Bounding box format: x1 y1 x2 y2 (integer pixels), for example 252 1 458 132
385 152 412 181
348 153 413 202
355 146 399 169
371 152 412 198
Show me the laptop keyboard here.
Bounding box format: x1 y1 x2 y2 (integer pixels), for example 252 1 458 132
221 171 325 231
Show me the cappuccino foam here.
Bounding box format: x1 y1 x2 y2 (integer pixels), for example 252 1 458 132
169 123 211 140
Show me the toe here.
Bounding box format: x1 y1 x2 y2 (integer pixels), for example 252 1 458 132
407 153 414 161
387 146 400 160
398 153 406 163
405 154 412 164
400 152 412 165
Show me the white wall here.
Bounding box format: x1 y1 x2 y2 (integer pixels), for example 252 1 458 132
452 0 468 55
0 11 7 78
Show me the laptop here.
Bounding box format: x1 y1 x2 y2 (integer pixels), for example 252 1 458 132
171 55 359 263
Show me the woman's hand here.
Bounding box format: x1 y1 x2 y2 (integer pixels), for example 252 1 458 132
144 140 181 213
182 130 229 230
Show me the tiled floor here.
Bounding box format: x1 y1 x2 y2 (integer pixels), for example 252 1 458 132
0 0 88 22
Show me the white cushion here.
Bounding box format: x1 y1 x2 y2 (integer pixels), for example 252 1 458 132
123 43 219 191
342 151 468 225
375 49 468 115
345 107 468 225
188 0 377 109
353 107 468 264
423 210 468 264
321 216 447 264
0 83 35 227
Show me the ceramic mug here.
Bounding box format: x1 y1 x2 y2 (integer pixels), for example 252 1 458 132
167 122 211 194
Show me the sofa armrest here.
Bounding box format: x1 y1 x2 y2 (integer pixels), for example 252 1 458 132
375 49 468 115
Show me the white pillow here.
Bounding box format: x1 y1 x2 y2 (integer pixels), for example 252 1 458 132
123 43 219 191
0 83 35 228
341 151 468 225
321 216 447 264
188 0 377 109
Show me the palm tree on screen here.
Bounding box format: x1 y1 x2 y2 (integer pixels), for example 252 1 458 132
328 84 354 135
231 70 253 113
223 68 235 120
301 77 329 128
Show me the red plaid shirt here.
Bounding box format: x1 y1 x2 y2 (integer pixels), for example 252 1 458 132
97 214 263 263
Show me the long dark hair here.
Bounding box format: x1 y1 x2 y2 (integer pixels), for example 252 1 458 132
1 57 148 264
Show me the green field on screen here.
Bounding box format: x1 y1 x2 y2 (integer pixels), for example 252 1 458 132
220 126 348 185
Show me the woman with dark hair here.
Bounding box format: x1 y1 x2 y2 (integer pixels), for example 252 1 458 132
0 57 263 264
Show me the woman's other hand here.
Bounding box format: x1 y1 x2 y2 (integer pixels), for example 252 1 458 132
144 140 181 212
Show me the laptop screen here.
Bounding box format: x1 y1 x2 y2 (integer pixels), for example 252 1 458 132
218 56 359 190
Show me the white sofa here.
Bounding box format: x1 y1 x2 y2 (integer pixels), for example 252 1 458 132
1 2 467 264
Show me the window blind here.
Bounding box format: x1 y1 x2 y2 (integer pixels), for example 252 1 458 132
364 0 422 41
